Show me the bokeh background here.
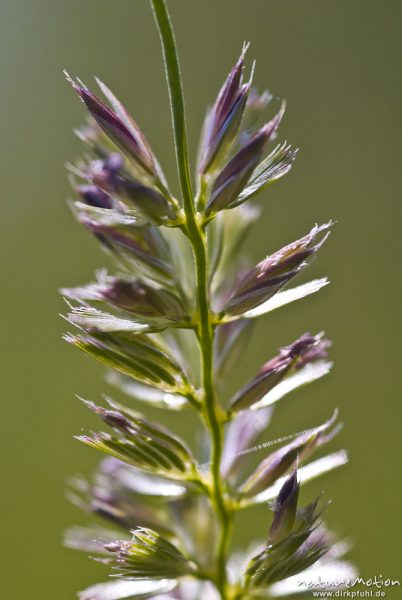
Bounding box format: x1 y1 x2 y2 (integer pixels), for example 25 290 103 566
1 0 401 597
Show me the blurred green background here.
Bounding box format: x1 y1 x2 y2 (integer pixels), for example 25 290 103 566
1 0 401 597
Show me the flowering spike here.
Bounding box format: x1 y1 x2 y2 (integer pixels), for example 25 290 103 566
206 104 285 214
81 154 176 224
100 279 187 321
249 451 349 506
224 222 332 316
268 466 300 545
248 360 333 411
239 409 340 497
65 71 159 179
77 399 196 479
229 333 330 413
236 141 298 205
61 5 351 598
199 47 250 173
244 485 333 589
69 212 174 281
102 527 195 579
63 276 188 323
64 327 186 388
95 77 166 183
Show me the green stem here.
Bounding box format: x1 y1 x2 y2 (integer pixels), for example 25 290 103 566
190 224 231 598
151 1 231 596
150 0 194 216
